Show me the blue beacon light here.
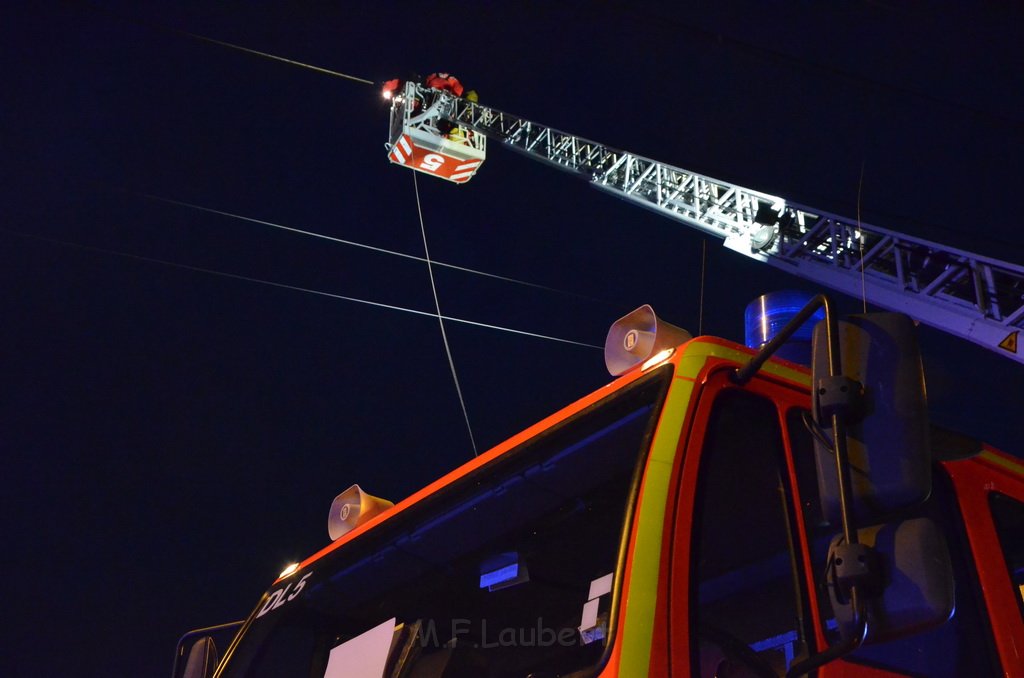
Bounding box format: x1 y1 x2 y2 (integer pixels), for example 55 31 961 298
744 291 825 365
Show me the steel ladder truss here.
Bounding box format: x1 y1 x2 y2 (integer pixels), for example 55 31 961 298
415 85 1024 364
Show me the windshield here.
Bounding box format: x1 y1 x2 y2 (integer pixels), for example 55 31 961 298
218 370 669 678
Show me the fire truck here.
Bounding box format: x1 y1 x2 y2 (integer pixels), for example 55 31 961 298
173 84 1024 677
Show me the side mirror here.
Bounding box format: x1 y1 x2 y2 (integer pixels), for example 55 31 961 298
829 518 954 644
789 304 952 678
172 622 241 678
182 636 219 678
811 313 931 525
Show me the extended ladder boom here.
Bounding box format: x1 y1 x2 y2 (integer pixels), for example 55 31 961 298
392 83 1024 364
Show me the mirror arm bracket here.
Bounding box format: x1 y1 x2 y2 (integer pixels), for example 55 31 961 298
829 541 884 604
786 589 869 678
737 295 877 677
732 294 832 386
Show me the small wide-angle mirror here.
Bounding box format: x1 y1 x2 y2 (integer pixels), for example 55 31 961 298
828 517 954 645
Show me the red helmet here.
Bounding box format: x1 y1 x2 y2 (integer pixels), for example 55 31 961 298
381 78 401 99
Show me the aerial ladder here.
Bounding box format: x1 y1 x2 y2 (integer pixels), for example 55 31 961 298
386 81 1024 365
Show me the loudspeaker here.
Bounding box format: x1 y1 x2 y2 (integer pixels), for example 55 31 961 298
604 305 691 376
328 484 395 541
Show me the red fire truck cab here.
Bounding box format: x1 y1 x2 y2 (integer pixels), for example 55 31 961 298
175 298 1024 678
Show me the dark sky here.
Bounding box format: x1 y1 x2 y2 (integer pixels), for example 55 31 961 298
4 2 1024 676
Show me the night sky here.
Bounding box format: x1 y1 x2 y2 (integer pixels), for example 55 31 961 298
4 2 1024 676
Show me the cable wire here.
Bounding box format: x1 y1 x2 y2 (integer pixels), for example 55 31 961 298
3 227 603 350
857 160 868 314
171 29 374 85
412 173 479 456
139 192 604 302
83 2 375 86
698 238 707 335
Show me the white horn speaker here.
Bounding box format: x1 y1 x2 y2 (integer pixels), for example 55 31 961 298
328 484 394 541
605 304 691 376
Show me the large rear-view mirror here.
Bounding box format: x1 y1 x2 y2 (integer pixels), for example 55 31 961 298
811 312 931 525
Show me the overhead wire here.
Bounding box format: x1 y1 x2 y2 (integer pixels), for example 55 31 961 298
2 227 603 351
412 174 479 456
857 161 868 314
165 29 374 85
81 2 375 86
138 192 609 303
698 239 707 335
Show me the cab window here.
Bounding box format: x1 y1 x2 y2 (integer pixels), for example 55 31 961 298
217 370 671 678
989 492 1024 618
691 389 807 676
